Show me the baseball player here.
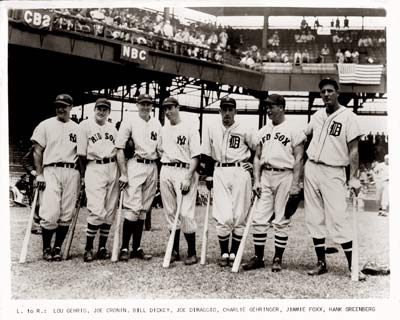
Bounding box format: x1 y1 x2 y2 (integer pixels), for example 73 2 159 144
77 98 119 262
116 94 161 261
159 96 201 265
241 94 305 272
31 94 81 261
202 96 255 267
373 154 389 216
304 77 365 279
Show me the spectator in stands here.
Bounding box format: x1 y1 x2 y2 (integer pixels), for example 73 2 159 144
335 17 340 29
358 34 373 47
299 30 308 43
330 19 334 27
294 49 302 66
343 33 352 45
75 8 92 33
301 49 310 63
219 29 228 49
320 43 330 63
335 48 344 63
162 19 174 38
314 17 321 29
294 31 302 43
280 50 290 63
239 52 255 69
351 49 359 63
377 34 386 47
56 9 74 31
306 30 315 42
332 32 343 44
268 31 280 47
214 48 223 63
207 31 218 50
300 16 308 29
344 49 352 63
266 49 278 62
344 16 349 28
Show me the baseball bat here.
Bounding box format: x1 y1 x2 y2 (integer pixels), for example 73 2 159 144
231 197 259 273
62 187 84 260
351 194 360 281
200 190 212 265
162 195 184 268
19 188 39 263
111 191 124 262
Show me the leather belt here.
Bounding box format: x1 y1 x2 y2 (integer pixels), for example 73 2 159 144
46 162 76 169
262 165 289 172
136 158 155 164
215 162 242 167
163 162 190 169
94 157 116 164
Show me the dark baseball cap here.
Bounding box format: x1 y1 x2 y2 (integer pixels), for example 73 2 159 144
95 98 111 109
54 94 73 106
162 97 179 106
266 94 285 108
220 97 236 108
319 77 339 91
137 94 153 104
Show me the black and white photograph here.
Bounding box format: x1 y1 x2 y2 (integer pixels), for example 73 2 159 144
1 0 399 319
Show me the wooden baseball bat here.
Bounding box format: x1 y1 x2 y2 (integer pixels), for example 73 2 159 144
200 190 212 265
231 197 259 273
62 188 84 260
351 194 360 281
162 195 184 268
19 188 39 263
111 192 124 262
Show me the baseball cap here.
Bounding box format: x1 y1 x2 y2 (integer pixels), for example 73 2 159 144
137 94 153 104
162 97 179 106
220 97 236 108
318 77 339 91
266 94 286 108
54 94 73 106
95 98 111 109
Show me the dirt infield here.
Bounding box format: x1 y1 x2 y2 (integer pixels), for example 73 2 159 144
9 204 389 299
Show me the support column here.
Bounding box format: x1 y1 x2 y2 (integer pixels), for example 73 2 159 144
199 83 204 141
158 82 168 126
307 93 314 123
262 15 269 50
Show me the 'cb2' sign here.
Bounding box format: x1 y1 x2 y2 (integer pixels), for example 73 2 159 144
23 10 53 29
120 45 147 62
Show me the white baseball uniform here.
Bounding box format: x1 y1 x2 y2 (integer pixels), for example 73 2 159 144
253 120 306 237
31 117 80 229
77 119 119 225
115 114 161 221
202 121 254 237
304 106 362 243
373 161 389 210
159 120 201 234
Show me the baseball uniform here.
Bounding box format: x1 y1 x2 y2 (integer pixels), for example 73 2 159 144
77 99 119 261
373 156 389 215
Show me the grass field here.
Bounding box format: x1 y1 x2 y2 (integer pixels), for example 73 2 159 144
9 203 390 299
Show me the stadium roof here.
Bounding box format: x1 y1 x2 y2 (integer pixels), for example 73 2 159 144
188 7 386 17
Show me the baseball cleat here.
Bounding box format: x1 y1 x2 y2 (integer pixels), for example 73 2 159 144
271 257 282 272
229 253 236 264
219 253 230 267
130 248 152 260
184 255 198 265
52 247 62 261
307 261 328 276
96 247 110 260
84 250 94 262
242 256 265 271
170 251 181 263
43 248 53 262
119 248 129 262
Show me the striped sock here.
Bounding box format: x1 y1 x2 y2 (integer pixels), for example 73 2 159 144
253 233 267 260
313 237 326 263
121 219 134 250
85 223 99 251
218 234 230 256
341 241 352 270
274 234 288 260
230 233 242 256
99 223 111 249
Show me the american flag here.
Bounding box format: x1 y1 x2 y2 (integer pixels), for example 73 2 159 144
337 64 384 85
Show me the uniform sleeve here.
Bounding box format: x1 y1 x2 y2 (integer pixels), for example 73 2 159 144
201 125 212 156
291 128 307 147
346 112 363 142
246 128 257 150
115 119 131 149
189 125 201 158
30 121 46 148
157 126 164 157
77 122 88 156
303 116 314 136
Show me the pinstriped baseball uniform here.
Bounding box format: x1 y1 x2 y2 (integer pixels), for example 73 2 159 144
115 114 161 221
77 119 119 225
304 106 362 243
31 117 80 229
202 120 255 237
160 121 201 234
252 120 306 237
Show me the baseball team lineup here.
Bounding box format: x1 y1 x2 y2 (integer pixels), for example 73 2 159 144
21 76 368 281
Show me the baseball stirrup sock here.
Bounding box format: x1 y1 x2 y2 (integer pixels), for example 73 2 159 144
85 223 99 250
184 232 196 256
313 238 326 262
172 229 181 254
230 233 242 255
341 241 353 270
218 234 230 255
121 219 135 250
274 235 288 260
41 228 55 251
99 223 111 249
131 220 145 252
54 225 69 248
253 233 267 260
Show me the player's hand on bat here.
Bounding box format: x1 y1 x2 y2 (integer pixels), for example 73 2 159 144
289 183 301 196
36 174 46 190
205 176 213 191
252 181 261 198
119 175 128 191
181 176 191 195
